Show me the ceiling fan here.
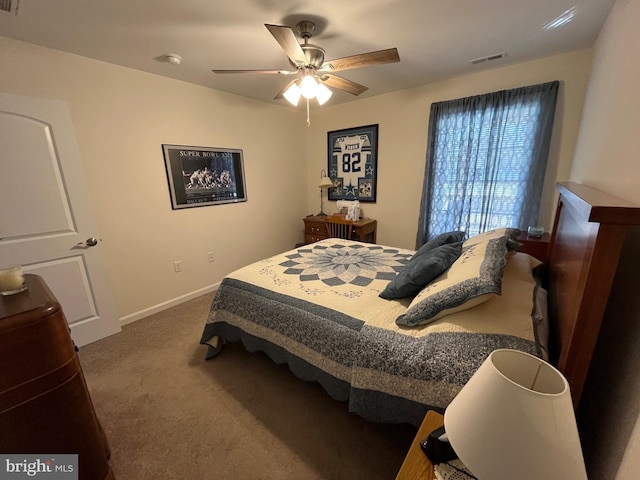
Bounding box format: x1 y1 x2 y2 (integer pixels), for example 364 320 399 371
212 21 400 108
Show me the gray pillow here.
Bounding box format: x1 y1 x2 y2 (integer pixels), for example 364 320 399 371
396 228 520 327
379 242 463 299
415 231 465 256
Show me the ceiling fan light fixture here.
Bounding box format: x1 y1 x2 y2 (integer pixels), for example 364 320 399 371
283 82 302 106
211 22 400 111
300 75 319 99
316 83 333 105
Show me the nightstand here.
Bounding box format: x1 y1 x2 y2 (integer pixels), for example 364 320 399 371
395 410 444 480
516 231 550 263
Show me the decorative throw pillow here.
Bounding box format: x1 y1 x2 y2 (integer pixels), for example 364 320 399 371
415 231 466 256
379 242 463 299
395 228 520 327
462 227 520 247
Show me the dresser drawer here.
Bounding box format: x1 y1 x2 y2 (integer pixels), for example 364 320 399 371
305 233 327 244
303 217 328 244
305 221 327 235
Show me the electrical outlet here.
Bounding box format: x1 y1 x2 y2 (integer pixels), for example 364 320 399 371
173 260 182 272
207 252 215 263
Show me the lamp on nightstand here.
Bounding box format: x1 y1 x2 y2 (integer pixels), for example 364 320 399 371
444 349 587 480
317 169 333 216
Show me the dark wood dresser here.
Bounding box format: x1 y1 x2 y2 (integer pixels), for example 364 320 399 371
0 274 114 480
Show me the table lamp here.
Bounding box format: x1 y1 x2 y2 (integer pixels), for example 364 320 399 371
317 169 333 216
444 349 588 480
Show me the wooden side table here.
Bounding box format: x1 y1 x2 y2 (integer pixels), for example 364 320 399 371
395 410 444 480
516 231 550 263
303 215 377 244
353 217 377 243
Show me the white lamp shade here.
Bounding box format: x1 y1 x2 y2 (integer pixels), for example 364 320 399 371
283 82 301 106
300 75 319 99
315 83 333 105
444 349 587 480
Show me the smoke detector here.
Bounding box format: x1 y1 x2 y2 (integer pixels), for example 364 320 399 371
164 53 182 65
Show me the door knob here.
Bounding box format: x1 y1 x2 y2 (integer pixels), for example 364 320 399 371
76 237 98 248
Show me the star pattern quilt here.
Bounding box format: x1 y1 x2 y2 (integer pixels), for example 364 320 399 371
200 239 544 427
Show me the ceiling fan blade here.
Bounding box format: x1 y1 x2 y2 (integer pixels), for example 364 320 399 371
212 69 296 75
274 79 299 100
265 24 307 66
321 74 369 96
321 48 400 73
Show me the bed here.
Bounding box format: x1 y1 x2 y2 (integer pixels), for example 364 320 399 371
200 182 640 427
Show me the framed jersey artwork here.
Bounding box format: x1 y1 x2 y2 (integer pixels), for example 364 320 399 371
327 124 378 202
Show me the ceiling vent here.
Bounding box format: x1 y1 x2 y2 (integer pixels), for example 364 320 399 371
469 52 507 65
0 0 20 15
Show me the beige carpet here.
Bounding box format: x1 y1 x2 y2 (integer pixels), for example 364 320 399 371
78 292 416 479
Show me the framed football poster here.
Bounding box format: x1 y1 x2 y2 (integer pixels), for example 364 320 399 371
162 144 247 209
327 124 378 202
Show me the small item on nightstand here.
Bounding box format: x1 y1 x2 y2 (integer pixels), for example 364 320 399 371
527 226 544 237
433 459 475 480
0 265 28 295
420 426 458 464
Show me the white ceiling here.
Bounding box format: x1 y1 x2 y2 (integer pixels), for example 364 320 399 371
0 0 615 107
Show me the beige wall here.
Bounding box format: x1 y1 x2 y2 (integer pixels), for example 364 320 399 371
305 50 593 249
570 0 640 197
0 36 594 320
2 7 629 476
565 0 640 478
0 36 308 320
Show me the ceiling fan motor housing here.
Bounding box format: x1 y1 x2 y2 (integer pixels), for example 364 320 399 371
289 21 324 69
296 20 316 39
301 44 325 68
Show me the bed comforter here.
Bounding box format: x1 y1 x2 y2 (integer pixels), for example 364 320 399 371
200 238 544 427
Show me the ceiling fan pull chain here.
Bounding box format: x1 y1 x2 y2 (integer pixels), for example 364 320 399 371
306 98 311 126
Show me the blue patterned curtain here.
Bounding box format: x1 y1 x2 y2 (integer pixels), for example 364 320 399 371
415 81 559 248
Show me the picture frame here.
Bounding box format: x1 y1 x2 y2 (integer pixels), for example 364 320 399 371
327 124 378 203
162 144 247 209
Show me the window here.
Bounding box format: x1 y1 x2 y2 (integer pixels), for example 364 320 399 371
416 81 559 247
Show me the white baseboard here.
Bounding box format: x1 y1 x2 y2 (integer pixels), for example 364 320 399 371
119 282 220 326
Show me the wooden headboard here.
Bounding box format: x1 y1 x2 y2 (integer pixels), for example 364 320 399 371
547 182 640 405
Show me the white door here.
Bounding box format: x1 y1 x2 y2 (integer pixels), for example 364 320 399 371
0 92 121 346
